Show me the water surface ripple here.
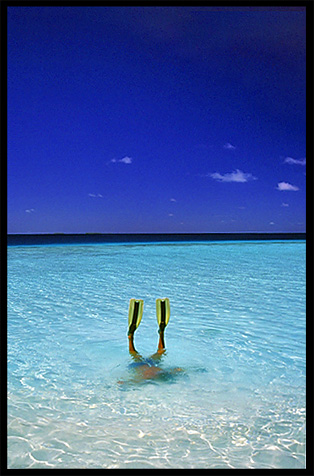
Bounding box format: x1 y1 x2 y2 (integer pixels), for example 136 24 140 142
8 241 306 468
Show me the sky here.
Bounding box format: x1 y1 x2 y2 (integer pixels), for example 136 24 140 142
7 6 307 234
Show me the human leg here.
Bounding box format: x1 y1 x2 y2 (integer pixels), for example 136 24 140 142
151 298 170 357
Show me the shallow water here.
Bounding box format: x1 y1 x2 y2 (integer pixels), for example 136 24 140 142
7 240 306 468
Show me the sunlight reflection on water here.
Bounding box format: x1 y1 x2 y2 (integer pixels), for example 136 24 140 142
8 241 306 468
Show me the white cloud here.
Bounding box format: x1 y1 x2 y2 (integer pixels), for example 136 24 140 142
170 198 177 202
269 222 275 225
168 213 174 217
276 182 299 191
284 157 306 166
25 208 35 213
281 202 289 207
111 156 133 164
210 169 257 183
88 193 103 198
223 142 236 150
120 156 133 164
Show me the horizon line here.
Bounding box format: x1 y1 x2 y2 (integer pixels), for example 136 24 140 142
7 231 306 236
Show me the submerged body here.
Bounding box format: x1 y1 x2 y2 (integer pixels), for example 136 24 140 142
119 355 183 385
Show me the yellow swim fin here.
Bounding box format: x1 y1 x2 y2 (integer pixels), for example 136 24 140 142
156 298 170 331
128 299 144 335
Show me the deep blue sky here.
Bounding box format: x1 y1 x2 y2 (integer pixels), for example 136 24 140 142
7 6 306 234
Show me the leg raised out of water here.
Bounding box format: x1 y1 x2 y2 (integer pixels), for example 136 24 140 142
149 329 166 361
128 333 144 362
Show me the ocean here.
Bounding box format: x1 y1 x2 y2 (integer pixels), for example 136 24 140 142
7 235 306 468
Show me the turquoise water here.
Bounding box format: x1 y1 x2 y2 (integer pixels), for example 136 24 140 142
7 240 306 469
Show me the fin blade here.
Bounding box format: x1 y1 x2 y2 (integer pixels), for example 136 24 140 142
156 298 170 327
128 298 144 332
128 298 135 327
164 298 170 325
136 300 144 328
